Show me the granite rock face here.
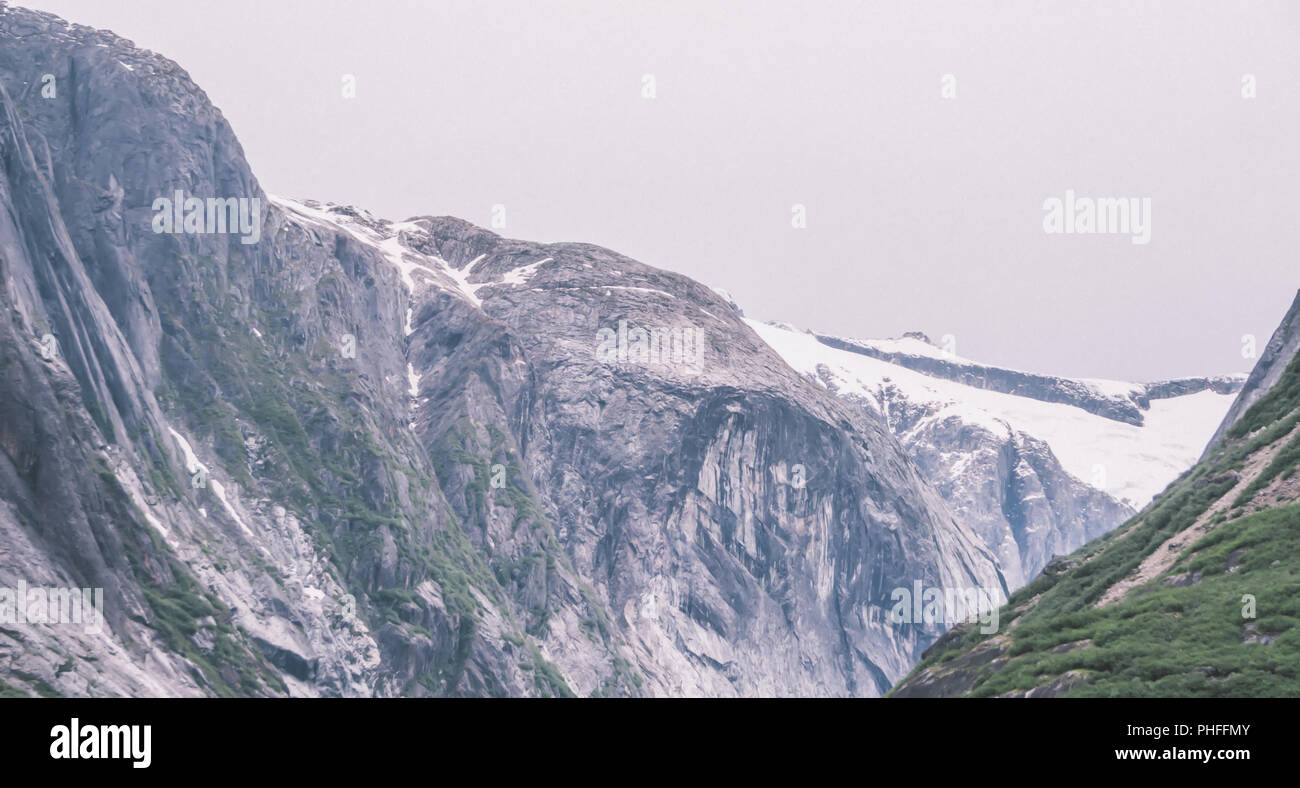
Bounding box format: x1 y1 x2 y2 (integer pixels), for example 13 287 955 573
748 322 1239 592
895 411 1133 588
0 4 1004 697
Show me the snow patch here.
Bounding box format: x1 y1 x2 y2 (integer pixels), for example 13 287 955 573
749 319 1237 509
168 428 253 536
500 257 551 286
443 254 485 306
270 195 480 308
407 363 422 398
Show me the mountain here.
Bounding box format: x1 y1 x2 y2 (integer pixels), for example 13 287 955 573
891 291 1300 697
748 320 1242 588
1205 291 1300 453
0 4 1004 697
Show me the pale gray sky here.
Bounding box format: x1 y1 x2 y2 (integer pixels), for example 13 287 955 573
22 0 1300 381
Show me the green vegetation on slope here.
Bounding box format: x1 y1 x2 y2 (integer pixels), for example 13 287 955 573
894 350 1300 697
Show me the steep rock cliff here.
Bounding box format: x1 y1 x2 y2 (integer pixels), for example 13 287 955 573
0 4 1003 697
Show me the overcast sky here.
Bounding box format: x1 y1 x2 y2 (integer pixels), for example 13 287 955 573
23 0 1300 381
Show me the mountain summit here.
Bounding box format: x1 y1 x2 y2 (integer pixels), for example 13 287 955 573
0 4 1003 697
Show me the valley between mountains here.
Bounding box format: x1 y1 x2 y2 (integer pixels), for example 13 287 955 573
0 3 1283 698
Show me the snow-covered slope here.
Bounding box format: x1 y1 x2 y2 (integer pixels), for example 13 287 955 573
747 319 1243 587
750 321 1238 509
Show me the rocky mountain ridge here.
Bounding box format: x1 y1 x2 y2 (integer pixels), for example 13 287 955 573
0 3 1003 697
810 329 1243 427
